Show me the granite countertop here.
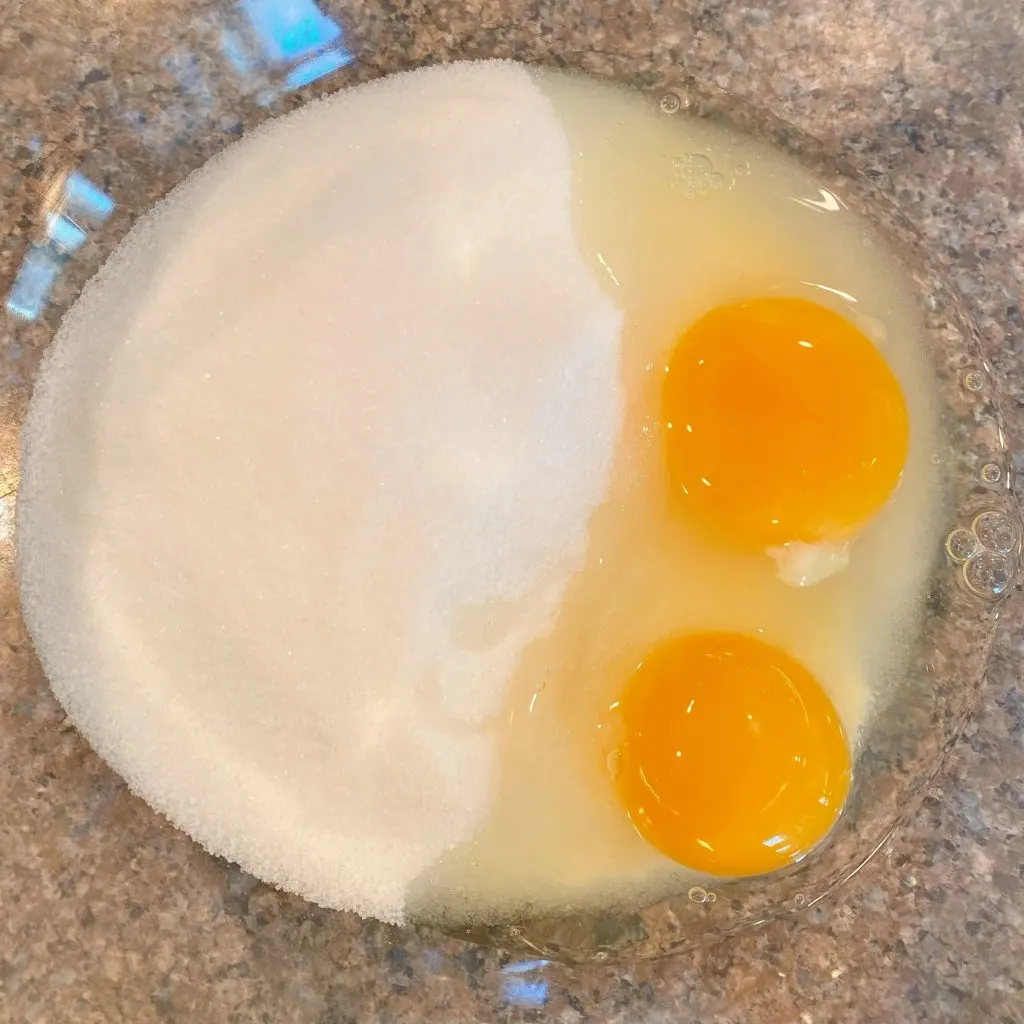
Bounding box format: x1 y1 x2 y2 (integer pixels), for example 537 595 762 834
1 0 1023 1021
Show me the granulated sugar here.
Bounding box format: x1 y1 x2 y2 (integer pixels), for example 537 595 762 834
18 61 623 922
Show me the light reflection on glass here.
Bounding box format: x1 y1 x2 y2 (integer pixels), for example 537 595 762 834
800 280 859 304
285 48 352 91
240 0 340 61
64 171 116 223
501 958 552 974
791 187 846 214
46 213 88 255
499 960 551 1007
6 246 64 321
235 0 352 101
5 171 115 322
500 980 549 1007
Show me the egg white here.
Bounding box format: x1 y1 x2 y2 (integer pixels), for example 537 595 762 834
410 68 946 925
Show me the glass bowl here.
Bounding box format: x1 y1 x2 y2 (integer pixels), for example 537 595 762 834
0 0 1018 965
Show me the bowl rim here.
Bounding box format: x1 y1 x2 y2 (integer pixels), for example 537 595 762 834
0 47 1019 964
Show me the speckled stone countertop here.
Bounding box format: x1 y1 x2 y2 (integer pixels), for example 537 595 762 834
1 0 1023 1021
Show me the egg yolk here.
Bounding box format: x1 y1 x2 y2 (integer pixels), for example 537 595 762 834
662 297 909 552
613 631 851 877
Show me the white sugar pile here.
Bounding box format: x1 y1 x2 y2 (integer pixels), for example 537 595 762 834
18 61 623 922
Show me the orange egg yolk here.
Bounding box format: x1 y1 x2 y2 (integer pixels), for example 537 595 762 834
662 296 909 552
613 631 851 877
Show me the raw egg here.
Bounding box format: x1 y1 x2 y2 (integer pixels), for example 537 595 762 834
613 631 852 876
663 297 909 581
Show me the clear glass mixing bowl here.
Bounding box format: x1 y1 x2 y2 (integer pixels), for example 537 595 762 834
0 0 1018 964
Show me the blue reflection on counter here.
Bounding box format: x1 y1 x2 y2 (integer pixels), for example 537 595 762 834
46 213 88 254
5 171 115 322
64 172 116 224
236 0 352 99
501 980 549 1007
240 0 340 62
6 246 64 322
285 48 351 91
499 958 552 1007
149 0 353 121
502 958 552 974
